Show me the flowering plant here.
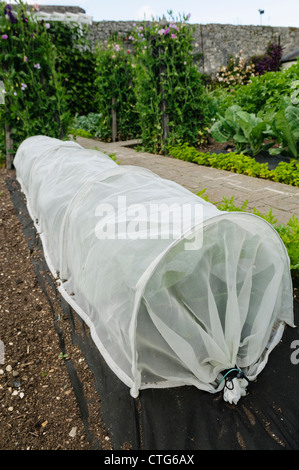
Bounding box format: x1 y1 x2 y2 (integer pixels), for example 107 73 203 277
215 51 256 90
0 0 70 159
130 12 208 153
48 20 98 117
95 38 140 141
250 42 283 75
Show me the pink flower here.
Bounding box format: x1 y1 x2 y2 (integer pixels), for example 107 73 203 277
34 63 41 69
171 34 176 39
170 23 179 31
164 27 170 35
45 23 50 29
33 4 40 11
2 34 8 40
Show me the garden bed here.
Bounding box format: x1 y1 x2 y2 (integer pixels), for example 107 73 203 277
0 169 114 450
196 139 291 170
1 167 299 450
169 141 299 187
247 150 291 170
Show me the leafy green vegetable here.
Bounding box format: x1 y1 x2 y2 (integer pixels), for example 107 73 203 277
70 113 104 138
269 105 299 159
211 106 274 156
234 110 273 156
210 60 299 117
210 105 247 153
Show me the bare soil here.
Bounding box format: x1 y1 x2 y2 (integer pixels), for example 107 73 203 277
0 168 112 450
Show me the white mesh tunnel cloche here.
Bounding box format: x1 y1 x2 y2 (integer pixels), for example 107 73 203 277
14 136 295 404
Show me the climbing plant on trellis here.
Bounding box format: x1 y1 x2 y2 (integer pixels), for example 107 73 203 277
130 13 208 154
0 1 70 168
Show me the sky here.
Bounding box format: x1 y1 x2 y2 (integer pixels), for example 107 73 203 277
21 0 299 27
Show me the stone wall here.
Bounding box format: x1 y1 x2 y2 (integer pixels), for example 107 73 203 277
89 21 299 75
194 23 299 74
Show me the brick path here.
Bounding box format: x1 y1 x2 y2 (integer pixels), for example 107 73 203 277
76 137 299 225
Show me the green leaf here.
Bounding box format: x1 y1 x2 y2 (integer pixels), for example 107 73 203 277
210 120 230 142
269 147 283 156
224 105 243 126
275 108 298 158
285 106 299 139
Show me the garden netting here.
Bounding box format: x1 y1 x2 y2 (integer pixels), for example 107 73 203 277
14 135 295 404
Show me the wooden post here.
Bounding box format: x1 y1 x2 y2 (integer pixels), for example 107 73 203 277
0 80 14 169
5 124 14 170
161 99 169 145
111 97 117 142
158 46 169 147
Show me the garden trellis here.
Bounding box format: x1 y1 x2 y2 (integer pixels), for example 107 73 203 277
129 15 208 153
14 136 294 404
